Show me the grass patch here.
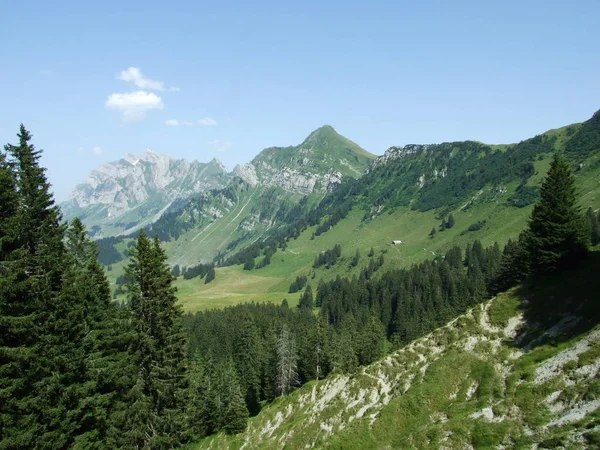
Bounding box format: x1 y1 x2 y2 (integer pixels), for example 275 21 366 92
488 293 521 328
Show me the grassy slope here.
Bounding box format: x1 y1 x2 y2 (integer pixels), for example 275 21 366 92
165 186 265 268
192 254 600 449
172 149 600 312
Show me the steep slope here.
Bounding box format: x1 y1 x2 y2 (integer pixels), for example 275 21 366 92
61 151 231 237
194 261 600 449
233 125 376 194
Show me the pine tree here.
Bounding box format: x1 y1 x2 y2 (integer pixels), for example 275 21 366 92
298 284 314 310
524 153 589 275
493 238 528 293
62 218 134 448
0 126 70 448
234 314 262 415
429 227 437 238
243 255 255 271
124 232 189 449
222 365 249 435
357 315 386 365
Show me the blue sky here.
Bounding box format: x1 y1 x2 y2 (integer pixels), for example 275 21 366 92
1 1 599 201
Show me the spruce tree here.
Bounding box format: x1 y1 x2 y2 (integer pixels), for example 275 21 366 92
357 315 386 365
298 284 314 310
62 218 134 448
233 314 262 415
222 368 249 435
124 232 189 449
524 153 589 275
0 126 70 448
446 213 455 229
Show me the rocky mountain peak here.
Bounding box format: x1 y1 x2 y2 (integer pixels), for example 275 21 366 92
61 152 231 236
233 126 375 194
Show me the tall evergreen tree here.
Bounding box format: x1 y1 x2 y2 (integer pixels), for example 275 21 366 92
298 284 314 310
524 153 589 275
233 314 262 415
0 126 70 448
221 364 249 435
124 232 189 449
62 218 134 448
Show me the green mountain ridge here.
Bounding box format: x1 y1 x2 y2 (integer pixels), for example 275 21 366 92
97 110 600 312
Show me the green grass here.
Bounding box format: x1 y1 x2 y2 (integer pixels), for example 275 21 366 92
488 292 521 328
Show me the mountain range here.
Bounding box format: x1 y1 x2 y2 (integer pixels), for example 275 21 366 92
61 126 375 238
61 151 231 236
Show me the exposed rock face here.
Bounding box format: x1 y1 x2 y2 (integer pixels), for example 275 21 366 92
232 125 373 195
232 163 259 186
370 144 432 170
61 150 230 234
234 161 343 195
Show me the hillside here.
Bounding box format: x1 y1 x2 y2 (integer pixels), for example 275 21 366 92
164 110 600 311
193 255 600 449
61 151 231 237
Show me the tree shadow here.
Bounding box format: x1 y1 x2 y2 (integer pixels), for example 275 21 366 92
512 251 600 351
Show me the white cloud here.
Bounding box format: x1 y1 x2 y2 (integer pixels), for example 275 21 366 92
207 139 232 153
117 67 179 92
183 120 195 127
105 91 164 122
165 119 180 126
198 117 217 126
92 146 104 155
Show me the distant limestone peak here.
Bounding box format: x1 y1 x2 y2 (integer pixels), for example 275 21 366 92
61 152 231 236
